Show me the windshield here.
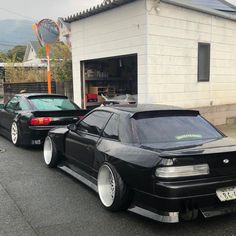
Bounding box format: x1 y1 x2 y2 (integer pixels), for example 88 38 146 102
29 97 79 111
132 114 223 145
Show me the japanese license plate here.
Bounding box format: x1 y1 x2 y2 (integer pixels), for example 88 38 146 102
216 186 236 202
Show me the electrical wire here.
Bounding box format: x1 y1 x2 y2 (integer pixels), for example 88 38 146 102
0 43 19 47
0 7 61 48
0 40 24 45
0 7 36 21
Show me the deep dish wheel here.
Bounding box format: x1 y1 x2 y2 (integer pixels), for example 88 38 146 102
43 136 59 168
97 163 132 212
11 122 20 146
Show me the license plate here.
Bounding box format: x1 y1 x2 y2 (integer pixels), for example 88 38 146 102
216 186 236 202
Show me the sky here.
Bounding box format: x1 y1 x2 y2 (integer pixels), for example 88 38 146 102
0 0 103 21
0 0 236 22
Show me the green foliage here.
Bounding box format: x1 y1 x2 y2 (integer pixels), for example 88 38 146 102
0 52 8 62
54 59 72 81
0 45 26 63
7 45 26 62
38 42 72 81
1 42 72 83
1 44 46 83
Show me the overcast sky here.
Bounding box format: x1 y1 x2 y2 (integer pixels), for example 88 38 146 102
0 0 103 21
0 0 236 22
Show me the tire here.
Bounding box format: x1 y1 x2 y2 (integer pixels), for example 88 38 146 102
43 136 59 168
97 163 132 212
11 121 21 146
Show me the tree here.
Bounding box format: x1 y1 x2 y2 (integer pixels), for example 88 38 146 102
0 51 8 62
3 45 46 83
38 42 72 81
7 45 27 62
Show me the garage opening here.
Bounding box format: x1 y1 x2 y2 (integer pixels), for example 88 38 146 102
81 54 137 109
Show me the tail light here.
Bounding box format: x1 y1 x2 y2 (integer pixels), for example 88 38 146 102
155 164 210 178
30 117 53 126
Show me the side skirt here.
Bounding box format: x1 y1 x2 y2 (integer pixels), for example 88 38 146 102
57 164 179 223
58 165 98 192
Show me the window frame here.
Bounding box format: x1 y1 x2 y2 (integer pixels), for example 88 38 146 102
102 113 120 142
5 96 19 111
15 97 31 111
76 110 112 137
197 42 210 82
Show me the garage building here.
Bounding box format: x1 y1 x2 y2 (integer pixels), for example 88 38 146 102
65 0 236 125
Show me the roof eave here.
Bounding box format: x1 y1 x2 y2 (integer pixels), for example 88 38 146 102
162 0 236 22
64 0 136 23
64 0 236 23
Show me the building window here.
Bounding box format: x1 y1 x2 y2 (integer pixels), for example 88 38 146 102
198 43 210 82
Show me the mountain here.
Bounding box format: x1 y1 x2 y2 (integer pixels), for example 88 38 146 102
0 19 36 52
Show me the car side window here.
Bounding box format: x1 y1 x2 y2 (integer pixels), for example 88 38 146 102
5 97 19 110
103 114 120 141
78 111 111 136
16 99 31 111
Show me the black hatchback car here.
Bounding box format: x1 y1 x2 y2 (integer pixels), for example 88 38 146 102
43 104 236 223
0 93 88 146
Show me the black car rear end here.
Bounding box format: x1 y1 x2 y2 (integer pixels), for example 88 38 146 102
130 110 236 221
25 109 89 145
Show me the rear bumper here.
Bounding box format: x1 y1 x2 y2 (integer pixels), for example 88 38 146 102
21 125 67 145
132 176 236 219
21 128 49 145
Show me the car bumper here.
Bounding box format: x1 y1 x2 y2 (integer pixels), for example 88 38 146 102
131 176 236 221
21 128 49 145
20 125 67 146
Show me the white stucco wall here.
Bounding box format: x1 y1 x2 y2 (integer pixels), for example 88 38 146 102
70 0 236 110
146 1 236 108
71 0 147 106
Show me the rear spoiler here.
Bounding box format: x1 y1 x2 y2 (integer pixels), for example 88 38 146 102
32 109 89 118
132 110 200 119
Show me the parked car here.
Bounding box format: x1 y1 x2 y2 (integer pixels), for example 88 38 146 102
0 93 88 146
43 104 236 223
101 94 137 105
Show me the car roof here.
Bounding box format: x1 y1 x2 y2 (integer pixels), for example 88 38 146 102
16 93 68 99
97 104 199 116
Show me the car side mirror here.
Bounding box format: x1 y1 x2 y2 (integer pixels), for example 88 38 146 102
0 103 4 109
68 123 77 132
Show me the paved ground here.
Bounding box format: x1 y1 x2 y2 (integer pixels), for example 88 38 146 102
1 125 236 235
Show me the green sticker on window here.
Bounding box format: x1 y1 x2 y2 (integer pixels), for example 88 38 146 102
175 134 202 140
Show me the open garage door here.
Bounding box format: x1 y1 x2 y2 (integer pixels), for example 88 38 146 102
81 54 137 109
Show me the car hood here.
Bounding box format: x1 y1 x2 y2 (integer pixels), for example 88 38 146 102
141 137 236 157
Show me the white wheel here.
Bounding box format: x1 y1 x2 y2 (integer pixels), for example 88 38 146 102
43 136 59 168
11 122 19 145
98 165 116 207
44 136 53 165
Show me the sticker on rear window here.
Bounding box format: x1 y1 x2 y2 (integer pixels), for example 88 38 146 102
175 134 202 140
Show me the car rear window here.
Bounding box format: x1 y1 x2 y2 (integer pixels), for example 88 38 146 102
132 113 222 144
29 97 78 111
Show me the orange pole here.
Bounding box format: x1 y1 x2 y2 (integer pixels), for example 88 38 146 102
45 44 51 94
